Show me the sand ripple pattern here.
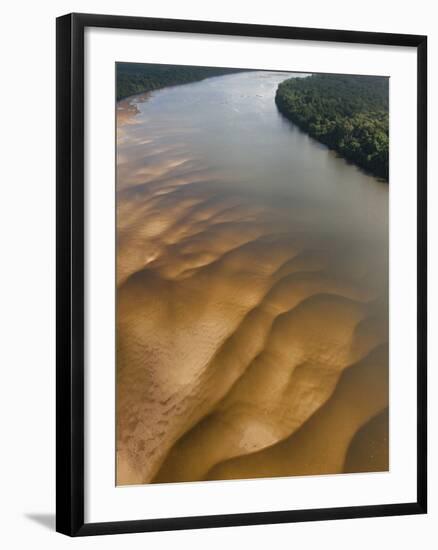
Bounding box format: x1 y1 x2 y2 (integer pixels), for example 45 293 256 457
116 95 389 485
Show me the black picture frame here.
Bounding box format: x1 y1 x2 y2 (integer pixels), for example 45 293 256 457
56 12 427 537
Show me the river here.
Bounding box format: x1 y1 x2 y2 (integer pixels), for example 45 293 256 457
116 70 389 485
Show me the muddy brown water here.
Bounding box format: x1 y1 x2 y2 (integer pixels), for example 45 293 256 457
116 70 389 485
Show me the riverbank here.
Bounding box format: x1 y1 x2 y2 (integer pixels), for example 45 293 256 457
275 74 389 181
117 62 246 100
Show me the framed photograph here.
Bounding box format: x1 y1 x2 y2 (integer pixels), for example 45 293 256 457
56 13 427 536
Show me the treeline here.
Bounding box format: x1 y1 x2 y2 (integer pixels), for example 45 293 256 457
117 63 244 101
275 74 389 180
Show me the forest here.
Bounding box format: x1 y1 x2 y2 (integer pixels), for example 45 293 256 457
117 63 244 101
275 74 389 180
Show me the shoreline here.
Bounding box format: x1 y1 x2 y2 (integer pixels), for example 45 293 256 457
276 100 389 183
275 75 389 182
116 66 250 102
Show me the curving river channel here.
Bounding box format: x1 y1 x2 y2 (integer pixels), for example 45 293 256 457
116 70 389 486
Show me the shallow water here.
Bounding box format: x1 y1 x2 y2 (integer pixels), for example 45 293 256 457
116 70 389 485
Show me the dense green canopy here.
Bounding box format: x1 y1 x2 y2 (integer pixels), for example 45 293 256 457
275 74 389 180
117 63 244 101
